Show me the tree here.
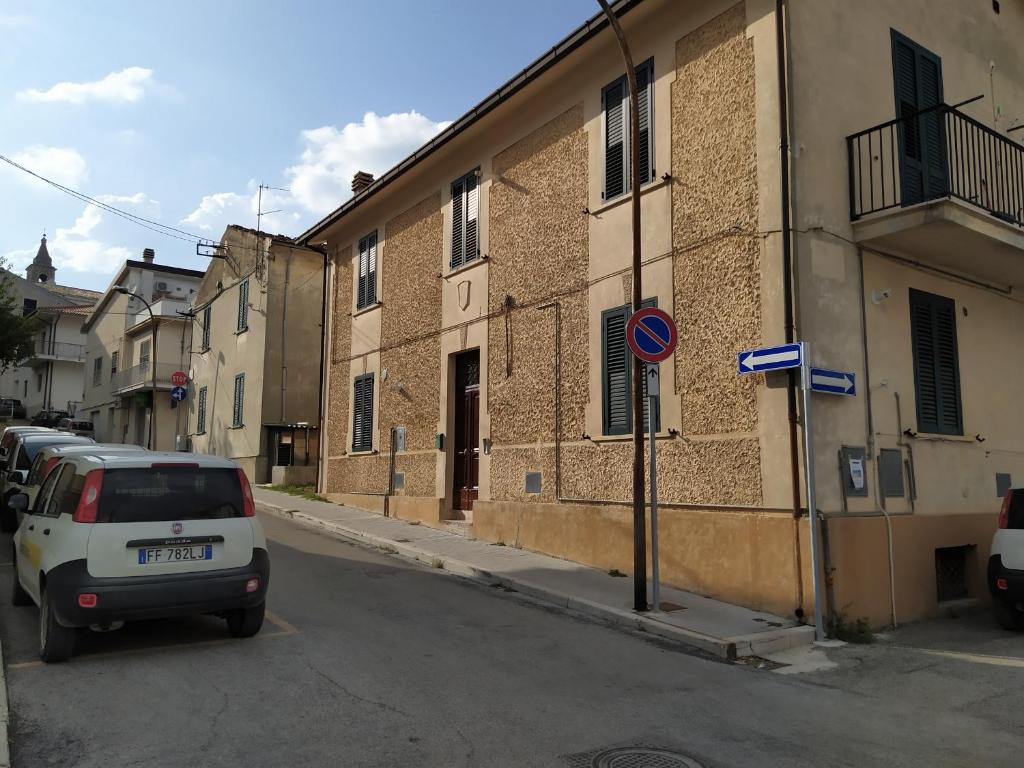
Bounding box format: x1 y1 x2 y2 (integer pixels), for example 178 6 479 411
0 258 40 373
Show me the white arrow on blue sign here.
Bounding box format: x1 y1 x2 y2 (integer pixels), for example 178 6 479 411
170 386 188 402
809 367 856 396
737 342 802 374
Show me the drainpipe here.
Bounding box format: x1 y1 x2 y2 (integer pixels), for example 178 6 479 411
280 244 291 425
537 301 562 499
310 242 330 492
775 0 806 618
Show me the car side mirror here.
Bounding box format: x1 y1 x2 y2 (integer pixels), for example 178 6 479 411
10 470 28 485
8 493 29 512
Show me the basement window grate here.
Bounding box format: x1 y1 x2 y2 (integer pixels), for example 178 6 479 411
935 546 969 603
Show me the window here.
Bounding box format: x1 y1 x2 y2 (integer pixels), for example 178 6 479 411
356 231 377 309
892 31 944 205
909 288 962 435
602 58 655 201
202 305 212 350
232 374 245 427
450 171 480 270
237 278 249 332
110 351 119 376
601 300 660 435
197 386 208 434
22 298 36 316
139 340 151 371
352 373 374 452
92 357 103 386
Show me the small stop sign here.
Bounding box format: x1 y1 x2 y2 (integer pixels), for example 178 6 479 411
170 370 189 387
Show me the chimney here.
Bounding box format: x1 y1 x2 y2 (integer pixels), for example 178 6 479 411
351 171 374 196
142 248 155 264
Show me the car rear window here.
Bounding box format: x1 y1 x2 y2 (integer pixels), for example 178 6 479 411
73 422 94 430
97 467 245 523
1007 490 1024 529
18 437 93 469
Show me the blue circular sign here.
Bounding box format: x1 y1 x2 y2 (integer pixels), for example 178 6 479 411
170 386 188 402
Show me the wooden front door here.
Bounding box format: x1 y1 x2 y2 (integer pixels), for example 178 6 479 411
452 351 480 511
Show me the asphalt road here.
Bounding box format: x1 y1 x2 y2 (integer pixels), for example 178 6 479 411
0 512 1020 768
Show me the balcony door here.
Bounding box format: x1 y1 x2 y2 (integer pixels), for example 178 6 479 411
892 31 946 206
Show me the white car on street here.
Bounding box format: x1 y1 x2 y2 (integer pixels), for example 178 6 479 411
990 488 1024 630
9 452 269 662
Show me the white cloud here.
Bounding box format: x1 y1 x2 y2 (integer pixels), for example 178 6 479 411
9 145 88 188
181 110 451 237
17 67 155 105
48 206 132 273
1 248 35 274
286 111 452 215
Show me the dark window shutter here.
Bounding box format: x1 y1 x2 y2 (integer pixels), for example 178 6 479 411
602 306 630 435
636 60 654 184
451 179 464 269
197 386 207 433
352 374 374 452
357 232 376 309
233 374 245 427
910 289 962 435
237 279 249 331
602 298 660 436
202 306 211 349
603 79 626 200
464 174 479 263
892 32 945 205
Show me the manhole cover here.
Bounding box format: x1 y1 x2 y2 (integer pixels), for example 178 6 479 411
591 747 704 768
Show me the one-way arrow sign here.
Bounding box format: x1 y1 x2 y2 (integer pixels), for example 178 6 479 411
809 367 856 396
737 342 802 374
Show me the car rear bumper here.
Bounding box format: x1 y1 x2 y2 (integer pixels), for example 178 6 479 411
988 554 1024 606
46 548 270 627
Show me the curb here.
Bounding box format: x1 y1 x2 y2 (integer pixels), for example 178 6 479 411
0 637 10 768
255 499 804 661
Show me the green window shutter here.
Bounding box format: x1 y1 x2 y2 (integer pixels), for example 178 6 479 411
601 298 660 436
450 171 480 270
602 59 655 200
357 231 377 308
237 279 249 331
197 386 207 433
909 289 962 435
232 374 245 427
892 31 945 204
202 305 211 349
352 374 374 452
602 78 626 200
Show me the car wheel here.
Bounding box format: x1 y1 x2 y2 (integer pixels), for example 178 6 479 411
0 497 17 533
226 602 265 638
39 587 77 663
994 599 1024 632
11 549 32 607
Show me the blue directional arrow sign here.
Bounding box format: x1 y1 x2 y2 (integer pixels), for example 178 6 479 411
737 342 802 374
809 367 856 396
170 386 188 402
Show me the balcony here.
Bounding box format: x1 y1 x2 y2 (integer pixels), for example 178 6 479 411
126 298 191 332
111 362 180 394
26 340 87 364
847 101 1024 286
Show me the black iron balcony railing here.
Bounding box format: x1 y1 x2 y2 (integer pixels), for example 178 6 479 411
848 99 1024 228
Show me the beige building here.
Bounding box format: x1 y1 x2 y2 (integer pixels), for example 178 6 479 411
297 0 1024 627
80 250 203 449
187 226 324 484
0 236 100 416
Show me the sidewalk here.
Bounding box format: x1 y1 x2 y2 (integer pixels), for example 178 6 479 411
253 487 813 660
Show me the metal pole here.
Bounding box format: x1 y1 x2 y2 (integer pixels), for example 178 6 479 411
800 342 825 641
597 0 647 613
647 367 660 612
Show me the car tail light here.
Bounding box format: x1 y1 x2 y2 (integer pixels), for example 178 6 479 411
78 593 98 608
996 578 1009 591
44 456 60 477
73 469 104 523
237 468 255 517
999 491 1012 529
245 577 260 593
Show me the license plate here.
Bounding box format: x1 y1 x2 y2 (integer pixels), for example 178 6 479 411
137 545 213 564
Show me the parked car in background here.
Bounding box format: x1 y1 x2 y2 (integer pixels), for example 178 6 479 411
30 410 70 428
1 426 53 458
0 398 27 420
19 443 148 512
990 488 1024 631
55 418 95 440
8 452 269 662
1 431 93 531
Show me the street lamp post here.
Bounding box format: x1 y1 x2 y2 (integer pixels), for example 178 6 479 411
114 287 158 450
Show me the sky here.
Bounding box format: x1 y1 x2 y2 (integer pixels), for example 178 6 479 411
0 0 597 292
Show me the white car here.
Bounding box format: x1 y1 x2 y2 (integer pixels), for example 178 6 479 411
19 442 148 511
9 452 269 662
1 432 94 532
990 489 1024 631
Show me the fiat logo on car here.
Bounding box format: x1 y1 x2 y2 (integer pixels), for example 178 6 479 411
172 522 183 535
